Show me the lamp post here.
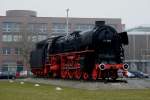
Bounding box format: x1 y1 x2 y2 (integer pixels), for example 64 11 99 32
133 35 135 60
145 32 149 73
66 8 69 40
146 32 149 57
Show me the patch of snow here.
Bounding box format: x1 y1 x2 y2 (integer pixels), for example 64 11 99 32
9 80 14 83
55 87 62 91
34 84 40 87
20 82 24 84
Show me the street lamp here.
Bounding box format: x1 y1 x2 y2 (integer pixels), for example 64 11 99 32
66 8 69 40
146 32 149 58
133 35 135 60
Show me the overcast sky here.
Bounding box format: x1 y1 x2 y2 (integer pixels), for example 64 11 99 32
0 0 150 29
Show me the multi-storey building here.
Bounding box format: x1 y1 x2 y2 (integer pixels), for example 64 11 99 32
0 10 123 74
125 26 150 73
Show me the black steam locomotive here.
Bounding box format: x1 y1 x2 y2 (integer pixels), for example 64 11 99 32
30 21 129 80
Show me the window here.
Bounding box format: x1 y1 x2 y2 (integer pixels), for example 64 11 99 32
17 61 23 72
14 48 22 55
2 66 8 71
28 24 34 32
75 24 94 31
31 36 38 42
2 35 13 42
28 23 48 33
2 48 11 55
39 24 47 33
2 35 22 42
28 35 47 42
2 22 21 32
13 35 22 42
27 36 35 42
52 23 71 33
2 62 17 73
38 35 47 41
17 66 23 72
2 23 11 32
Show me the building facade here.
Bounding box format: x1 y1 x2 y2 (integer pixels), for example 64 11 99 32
125 26 150 74
0 10 123 74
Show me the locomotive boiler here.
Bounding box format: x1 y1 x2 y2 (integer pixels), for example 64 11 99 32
30 21 129 80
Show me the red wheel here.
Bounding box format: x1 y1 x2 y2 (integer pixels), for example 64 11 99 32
61 70 68 79
68 71 74 79
75 69 82 80
92 68 98 80
82 72 89 80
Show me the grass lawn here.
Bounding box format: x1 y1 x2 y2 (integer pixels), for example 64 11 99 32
0 80 150 100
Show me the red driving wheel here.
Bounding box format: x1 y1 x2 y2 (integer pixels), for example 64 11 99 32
68 71 74 79
61 70 68 79
92 68 98 80
75 69 82 80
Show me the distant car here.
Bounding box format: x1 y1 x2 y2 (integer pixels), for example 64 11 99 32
139 72 149 78
0 72 16 79
16 71 33 78
130 71 149 78
18 71 28 78
127 71 135 78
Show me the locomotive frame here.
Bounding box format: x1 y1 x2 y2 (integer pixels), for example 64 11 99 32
30 21 129 80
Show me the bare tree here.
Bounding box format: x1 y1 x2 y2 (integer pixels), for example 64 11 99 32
17 24 36 73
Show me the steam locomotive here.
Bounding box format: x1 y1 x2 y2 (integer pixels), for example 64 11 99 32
30 21 129 80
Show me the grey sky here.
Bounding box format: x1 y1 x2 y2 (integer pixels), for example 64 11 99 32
0 0 150 29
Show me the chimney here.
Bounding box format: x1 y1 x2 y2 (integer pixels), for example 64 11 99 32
95 21 105 27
